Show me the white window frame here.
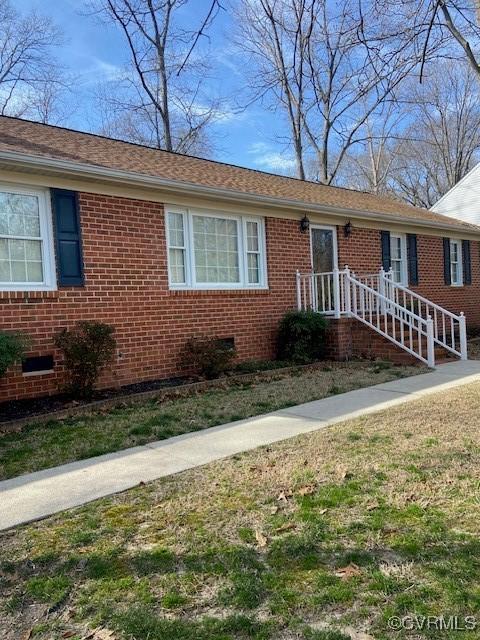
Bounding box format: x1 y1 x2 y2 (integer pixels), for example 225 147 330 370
0 183 57 292
450 239 463 286
165 205 268 290
390 233 408 286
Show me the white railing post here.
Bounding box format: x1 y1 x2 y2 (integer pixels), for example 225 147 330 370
459 312 468 360
333 267 341 319
427 315 435 368
379 267 386 314
344 265 351 316
296 270 302 311
312 273 318 312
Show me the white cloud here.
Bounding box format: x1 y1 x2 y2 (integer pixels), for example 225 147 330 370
248 141 296 173
79 57 124 86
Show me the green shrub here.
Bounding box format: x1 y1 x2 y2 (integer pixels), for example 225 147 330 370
184 336 237 379
0 331 30 377
277 311 328 364
54 321 116 398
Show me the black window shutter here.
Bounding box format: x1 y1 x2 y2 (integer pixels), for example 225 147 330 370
407 234 418 286
380 230 391 271
443 237 451 285
51 189 84 286
462 239 472 285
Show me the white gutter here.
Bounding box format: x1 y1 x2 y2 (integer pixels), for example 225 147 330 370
1 149 479 236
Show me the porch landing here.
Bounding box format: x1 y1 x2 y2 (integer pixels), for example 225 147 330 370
1 360 480 532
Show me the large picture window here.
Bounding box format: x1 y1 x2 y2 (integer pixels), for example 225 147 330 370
0 185 56 291
166 207 267 289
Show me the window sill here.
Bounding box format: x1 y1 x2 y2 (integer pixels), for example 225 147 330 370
169 287 270 297
22 370 55 377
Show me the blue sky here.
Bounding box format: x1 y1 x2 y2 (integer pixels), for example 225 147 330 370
20 0 296 173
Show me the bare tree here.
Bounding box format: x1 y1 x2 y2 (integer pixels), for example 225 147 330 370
385 63 480 207
366 1 480 82
342 62 480 206
0 0 65 120
338 100 408 195
91 0 224 154
235 0 420 184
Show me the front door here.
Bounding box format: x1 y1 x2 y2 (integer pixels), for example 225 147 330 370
310 226 337 312
311 226 336 273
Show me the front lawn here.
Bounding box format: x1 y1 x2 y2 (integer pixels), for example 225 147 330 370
1 381 480 640
0 360 422 480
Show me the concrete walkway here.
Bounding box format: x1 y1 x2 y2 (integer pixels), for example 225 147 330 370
2 359 480 531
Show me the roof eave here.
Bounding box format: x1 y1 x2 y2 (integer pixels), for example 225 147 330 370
0 149 478 236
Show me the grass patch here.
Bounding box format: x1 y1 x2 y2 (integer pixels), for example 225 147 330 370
0 360 422 479
4 377 480 639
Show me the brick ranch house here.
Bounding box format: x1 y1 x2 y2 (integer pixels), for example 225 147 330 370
1 116 480 403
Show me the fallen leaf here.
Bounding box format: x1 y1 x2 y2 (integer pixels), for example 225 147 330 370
255 529 268 548
338 467 353 480
62 632 76 639
275 523 296 534
21 630 32 640
335 564 362 580
318 508 328 515
270 505 279 515
297 484 316 496
277 490 293 503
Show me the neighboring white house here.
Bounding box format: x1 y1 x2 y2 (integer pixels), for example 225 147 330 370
432 164 480 224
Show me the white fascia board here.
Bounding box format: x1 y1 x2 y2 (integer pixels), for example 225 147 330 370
1 149 480 237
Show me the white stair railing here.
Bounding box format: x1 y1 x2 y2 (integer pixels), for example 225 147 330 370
347 267 434 367
380 268 467 360
295 266 469 367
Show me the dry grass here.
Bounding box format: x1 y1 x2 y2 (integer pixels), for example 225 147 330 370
0 360 422 480
1 380 480 639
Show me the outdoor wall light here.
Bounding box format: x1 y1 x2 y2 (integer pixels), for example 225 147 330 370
344 220 353 237
300 215 310 233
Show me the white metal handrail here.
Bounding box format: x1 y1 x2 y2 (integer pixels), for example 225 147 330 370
380 268 467 359
296 266 469 367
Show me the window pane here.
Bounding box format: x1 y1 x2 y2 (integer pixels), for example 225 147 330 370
0 193 40 238
390 237 401 260
10 239 25 260
451 261 460 284
26 261 43 282
0 238 7 260
392 260 402 283
25 240 42 261
248 252 260 284
193 215 240 283
0 238 44 283
167 212 184 248
0 260 10 281
169 248 185 284
11 261 26 282
246 221 259 252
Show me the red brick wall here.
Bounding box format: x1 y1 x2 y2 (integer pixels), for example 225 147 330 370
0 193 312 402
1 194 479 403
338 226 480 325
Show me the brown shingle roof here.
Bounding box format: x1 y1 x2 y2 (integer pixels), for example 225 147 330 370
0 116 476 231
